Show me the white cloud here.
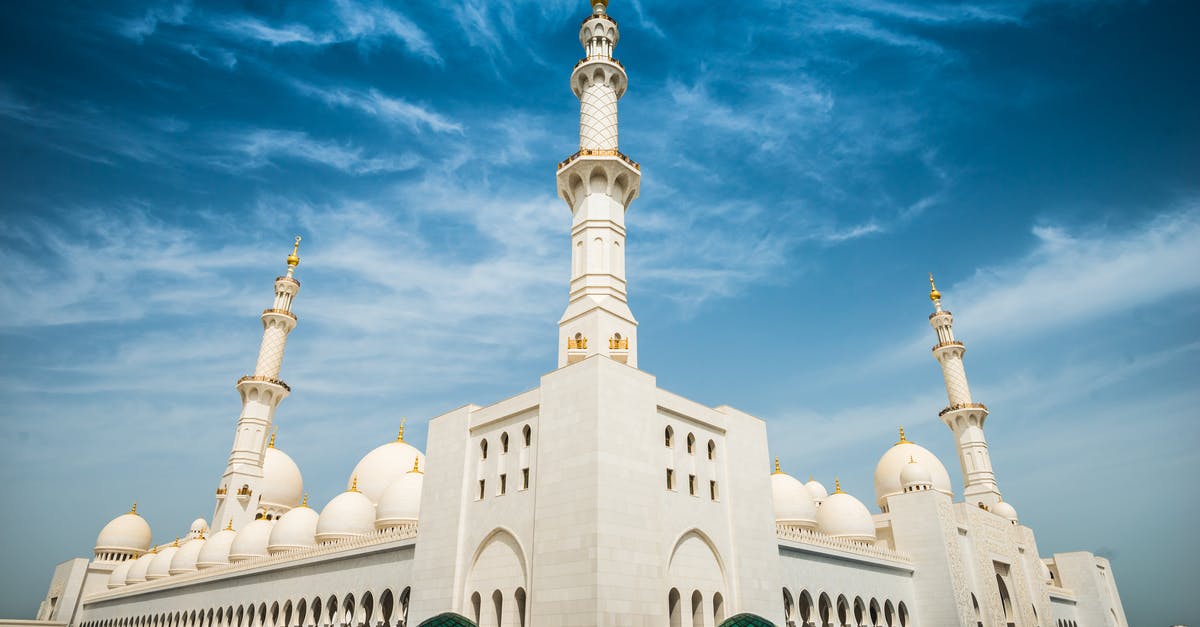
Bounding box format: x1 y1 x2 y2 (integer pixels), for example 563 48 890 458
118 2 192 42
224 129 421 174
291 81 463 134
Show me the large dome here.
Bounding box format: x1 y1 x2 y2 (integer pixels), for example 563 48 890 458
348 436 425 505
874 432 953 509
269 504 319 554
196 527 236 569
770 468 817 528
316 487 376 544
146 544 179 580
816 484 877 543
95 508 152 555
107 560 133 589
229 519 274 563
124 552 156 584
261 447 304 511
376 464 424 529
169 538 206 575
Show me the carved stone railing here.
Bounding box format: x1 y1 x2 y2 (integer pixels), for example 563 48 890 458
776 523 911 564
582 13 617 26
939 402 988 417
558 148 640 171
236 375 291 392
275 276 300 287
929 310 952 319
89 525 418 601
261 309 297 321
573 56 625 71
931 340 964 351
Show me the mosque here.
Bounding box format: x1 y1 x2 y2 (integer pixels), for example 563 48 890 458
29 1 1127 626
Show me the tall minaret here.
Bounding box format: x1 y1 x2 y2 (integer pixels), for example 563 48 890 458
212 237 303 529
928 274 1002 507
555 0 641 368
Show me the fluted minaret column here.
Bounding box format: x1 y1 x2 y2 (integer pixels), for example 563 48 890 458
556 0 641 368
213 237 302 530
928 274 1002 508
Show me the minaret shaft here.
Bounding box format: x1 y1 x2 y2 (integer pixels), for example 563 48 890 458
928 277 1002 507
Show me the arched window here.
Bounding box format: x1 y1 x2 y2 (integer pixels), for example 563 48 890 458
522 425 531 447
492 590 503 627
480 439 488 460
500 432 509 453
379 590 393 626
515 588 527 627
712 592 725 625
854 597 866 627
971 594 982 627
884 600 894 627
665 426 674 448
470 593 481 626
686 433 696 455
869 598 880 627
798 590 813 626
707 440 716 461
837 595 850 627
360 592 373 627
997 575 1015 627
783 589 794 624
668 589 682 627
819 593 832 627
898 602 909 627
690 590 703 627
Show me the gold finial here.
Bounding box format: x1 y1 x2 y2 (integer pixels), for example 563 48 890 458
929 273 943 312
397 418 406 442
268 427 277 448
350 476 359 492
225 519 233 531
834 478 843 494
895 425 908 446
410 457 422 474
173 536 179 547
129 501 138 515
301 492 309 507
287 235 302 267
772 457 781 474
808 474 814 483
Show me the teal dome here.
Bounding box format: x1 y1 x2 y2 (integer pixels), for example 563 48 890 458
718 614 776 627
416 613 476 627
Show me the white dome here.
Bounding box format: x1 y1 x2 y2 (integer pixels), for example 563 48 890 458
900 458 933 489
188 518 209 540
228 519 274 562
261 447 304 510
376 467 424 528
348 438 425 505
316 488 376 544
124 552 156 584
805 479 829 503
874 434 953 509
992 500 1019 523
107 560 133 589
196 527 236 569
770 471 817 528
268 505 319 554
95 509 152 554
145 544 179 580
169 538 205 575
816 485 877 543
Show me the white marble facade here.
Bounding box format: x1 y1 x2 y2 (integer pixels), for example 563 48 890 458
30 2 1126 626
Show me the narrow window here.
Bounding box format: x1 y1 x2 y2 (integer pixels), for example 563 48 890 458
522 468 530 490
499 474 507 495
522 425 532 447
689 474 697 496
710 480 718 501
707 440 716 460
500 432 509 453
666 468 675 490
665 426 674 448
686 433 696 454
480 439 488 460
478 480 485 500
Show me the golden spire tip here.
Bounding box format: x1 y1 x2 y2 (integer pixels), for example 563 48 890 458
896 425 908 446
350 476 359 492
411 457 421 473
397 418 406 442
773 456 781 474
268 427 277 449
834 478 843 494
929 273 942 305
287 235 302 267
130 501 138 515
302 492 309 507
225 519 233 531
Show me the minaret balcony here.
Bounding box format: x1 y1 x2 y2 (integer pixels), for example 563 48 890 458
558 148 639 172
262 308 297 321
928 309 953 320
570 57 627 98
236 375 291 392
938 403 989 429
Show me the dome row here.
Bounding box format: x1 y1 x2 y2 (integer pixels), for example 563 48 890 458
771 469 876 543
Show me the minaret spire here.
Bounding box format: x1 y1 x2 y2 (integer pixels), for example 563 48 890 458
213 237 304 530
927 276 1002 507
556 0 641 368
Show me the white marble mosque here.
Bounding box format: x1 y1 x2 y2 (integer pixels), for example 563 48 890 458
27 1 1127 626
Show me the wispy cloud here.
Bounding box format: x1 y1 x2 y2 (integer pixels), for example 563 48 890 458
117 1 192 42
222 129 421 174
291 81 463 134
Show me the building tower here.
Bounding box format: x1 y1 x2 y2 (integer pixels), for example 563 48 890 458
927 274 1002 508
212 237 303 529
926 275 1003 506
555 0 641 368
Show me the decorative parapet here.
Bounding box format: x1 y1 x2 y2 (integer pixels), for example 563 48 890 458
931 340 964 351
274 276 300 287
938 402 988 417
581 13 617 25
567 337 588 350
573 57 625 71
558 148 640 171
87 525 418 602
776 523 912 565
929 310 952 320
261 308 297 321
236 375 291 392
609 337 629 350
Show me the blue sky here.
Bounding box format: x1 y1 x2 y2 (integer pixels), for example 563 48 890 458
0 0 1196 623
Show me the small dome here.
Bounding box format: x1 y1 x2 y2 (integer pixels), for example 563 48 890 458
107 560 133 589
169 538 205 575
228 519 274 562
261 447 304 511
816 483 877 543
900 458 933 490
95 508 152 555
1039 560 1053 582
376 466 424 529
188 518 209 540
269 505 319 554
804 479 828 504
349 436 425 505
874 431 953 509
196 527 237 569
145 544 179 580
124 552 156 584
770 471 817 528
992 500 1019 524
316 487 376 544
